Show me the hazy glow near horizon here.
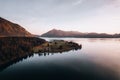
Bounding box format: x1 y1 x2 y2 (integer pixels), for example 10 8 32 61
0 0 120 34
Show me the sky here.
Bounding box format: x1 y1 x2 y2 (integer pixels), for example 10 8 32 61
0 0 120 34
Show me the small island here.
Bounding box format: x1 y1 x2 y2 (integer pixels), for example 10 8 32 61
33 40 82 53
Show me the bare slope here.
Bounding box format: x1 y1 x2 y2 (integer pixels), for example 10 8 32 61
0 17 32 37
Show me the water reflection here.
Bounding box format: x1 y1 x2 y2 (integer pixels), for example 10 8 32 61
0 53 118 80
38 49 80 56
0 38 120 80
0 53 33 72
0 47 81 72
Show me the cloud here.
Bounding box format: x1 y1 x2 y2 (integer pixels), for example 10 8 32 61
72 0 83 6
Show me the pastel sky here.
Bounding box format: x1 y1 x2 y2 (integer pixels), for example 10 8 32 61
0 0 120 34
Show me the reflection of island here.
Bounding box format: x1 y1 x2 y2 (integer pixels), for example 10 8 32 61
0 37 82 71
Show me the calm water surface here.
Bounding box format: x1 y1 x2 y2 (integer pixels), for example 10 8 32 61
0 38 120 80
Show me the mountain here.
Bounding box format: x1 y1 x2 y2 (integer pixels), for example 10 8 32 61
41 29 120 38
0 17 33 37
41 29 84 37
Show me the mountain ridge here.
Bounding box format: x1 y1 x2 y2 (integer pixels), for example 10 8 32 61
41 29 120 38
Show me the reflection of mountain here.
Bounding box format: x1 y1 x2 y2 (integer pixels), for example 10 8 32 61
0 17 33 37
41 29 120 38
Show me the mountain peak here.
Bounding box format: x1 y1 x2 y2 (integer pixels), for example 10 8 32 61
51 29 59 31
41 29 83 37
52 28 57 30
0 17 33 37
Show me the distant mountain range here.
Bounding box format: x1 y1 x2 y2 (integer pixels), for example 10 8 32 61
0 17 33 37
41 29 120 38
1 17 119 38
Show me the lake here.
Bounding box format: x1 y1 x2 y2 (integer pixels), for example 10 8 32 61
0 38 120 80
